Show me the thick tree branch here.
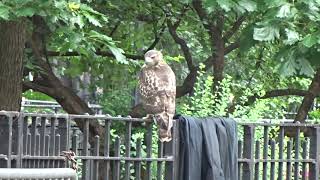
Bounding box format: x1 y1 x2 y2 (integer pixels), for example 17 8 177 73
166 6 194 71
224 41 240 55
23 81 55 96
109 20 121 37
47 51 144 60
223 16 246 41
167 21 195 71
246 89 311 105
146 21 167 52
295 68 320 122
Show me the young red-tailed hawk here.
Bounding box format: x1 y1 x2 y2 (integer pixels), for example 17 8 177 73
139 50 176 142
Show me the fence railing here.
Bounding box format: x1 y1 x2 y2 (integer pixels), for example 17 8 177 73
0 111 178 180
21 99 103 114
237 122 320 180
0 111 319 180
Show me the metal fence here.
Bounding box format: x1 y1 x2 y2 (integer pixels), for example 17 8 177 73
237 122 320 180
0 111 319 180
21 99 103 114
0 111 178 180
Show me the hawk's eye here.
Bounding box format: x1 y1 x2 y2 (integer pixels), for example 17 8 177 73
151 56 156 59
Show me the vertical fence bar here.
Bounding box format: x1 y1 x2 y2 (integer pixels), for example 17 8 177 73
238 140 243 180
50 117 56 168
72 134 78 155
242 125 255 180
104 119 111 180
40 117 46 168
27 133 31 168
82 119 90 180
50 117 56 156
45 135 50 168
164 121 178 180
294 127 300 180
309 127 320 180
124 121 132 180
301 140 307 180
55 134 61 168
71 133 78 170
93 135 100 180
7 116 13 168
270 140 275 180
40 117 46 156
58 117 69 152
262 126 269 180
31 117 37 157
16 113 24 168
286 139 292 180
36 134 40 168
157 141 164 180
135 139 142 180
254 141 260 180
146 122 153 180
238 141 242 180
23 116 28 156
278 126 284 180
113 137 121 180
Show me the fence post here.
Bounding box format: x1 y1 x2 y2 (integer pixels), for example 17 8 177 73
242 125 255 180
16 113 24 168
164 120 179 180
309 127 320 179
58 117 69 152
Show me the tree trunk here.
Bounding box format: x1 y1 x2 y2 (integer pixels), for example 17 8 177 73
0 20 26 167
212 34 225 92
294 68 320 123
0 20 26 111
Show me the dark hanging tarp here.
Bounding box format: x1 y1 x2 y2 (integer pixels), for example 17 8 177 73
176 115 238 180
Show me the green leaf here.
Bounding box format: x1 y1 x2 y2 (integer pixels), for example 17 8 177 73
216 0 236 12
88 30 112 42
82 12 102 27
15 7 36 17
239 25 256 52
276 3 291 18
253 26 280 41
302 34 318 48
309 51 320 67
284 29 300 45
279 58 297 77
0 5 10 20
297 58 314 77
264 0 286 8
107 45 127 64
238 0 257 12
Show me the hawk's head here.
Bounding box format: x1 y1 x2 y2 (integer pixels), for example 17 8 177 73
144 50 163 67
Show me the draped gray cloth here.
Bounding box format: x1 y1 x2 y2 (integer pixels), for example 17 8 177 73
177 115 238 180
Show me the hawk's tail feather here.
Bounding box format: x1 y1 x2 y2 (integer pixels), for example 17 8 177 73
155 112 173 142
